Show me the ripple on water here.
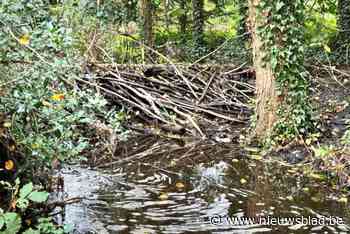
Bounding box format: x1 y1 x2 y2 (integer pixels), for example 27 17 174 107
60 152 350 234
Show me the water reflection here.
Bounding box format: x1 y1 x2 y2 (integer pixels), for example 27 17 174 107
60 136 350 234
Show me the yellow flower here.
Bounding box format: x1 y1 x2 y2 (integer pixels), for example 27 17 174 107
5 159 15 171
19 34 30 46
51 93 65 101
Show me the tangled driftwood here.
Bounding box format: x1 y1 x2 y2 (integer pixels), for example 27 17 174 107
83 63 255 137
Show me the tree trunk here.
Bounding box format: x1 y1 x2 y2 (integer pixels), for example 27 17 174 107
248 0 278 139
164 0 170 31
141 0 155 60
338 0 350 43
192 0 204 48
178 0 188 39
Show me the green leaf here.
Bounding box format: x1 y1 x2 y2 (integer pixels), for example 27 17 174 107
28 191 49 203
16 198 29 209
2 213 21 234
19 183 33 199
323 44 331 53
276 1 285 11
0 216 4 229
23 229 40 234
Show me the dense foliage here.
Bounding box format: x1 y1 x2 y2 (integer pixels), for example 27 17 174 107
258 0 313 143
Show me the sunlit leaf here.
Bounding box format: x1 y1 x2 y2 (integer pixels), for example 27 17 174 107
240 178 247 184
0 216 4 229
28 191 49 203
18 34 30 46
250 154 263 160
338 197 348 203
3 122 11 128
3 212 21 234
23 228 40 234
302 187 310 192
51 93 65 101
323 44 331 53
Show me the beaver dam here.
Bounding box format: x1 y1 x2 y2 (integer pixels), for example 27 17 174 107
46 64 350 234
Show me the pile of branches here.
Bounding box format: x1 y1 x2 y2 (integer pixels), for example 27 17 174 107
84 63 255 137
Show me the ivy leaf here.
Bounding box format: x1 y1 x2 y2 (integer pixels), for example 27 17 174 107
276 1 285 11
2 212 21 234
19 183 33 199
28 192 49 203
23 228 40 234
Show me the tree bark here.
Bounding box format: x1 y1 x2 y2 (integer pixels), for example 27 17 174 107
141 0 155 60
248 0 278 139
192 0 205 48
338 0 350 43
179 0 188 39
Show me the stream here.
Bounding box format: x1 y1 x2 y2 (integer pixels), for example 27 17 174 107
54 134 350 234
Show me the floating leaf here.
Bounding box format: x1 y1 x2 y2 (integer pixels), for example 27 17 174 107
28 191 49 203
19 34 30 46
286 195 293 201
175 182 185 189
159 193 169 200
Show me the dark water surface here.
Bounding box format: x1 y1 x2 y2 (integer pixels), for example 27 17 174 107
57 135 350 234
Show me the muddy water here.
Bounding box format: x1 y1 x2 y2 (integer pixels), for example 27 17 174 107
58 135 350 234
